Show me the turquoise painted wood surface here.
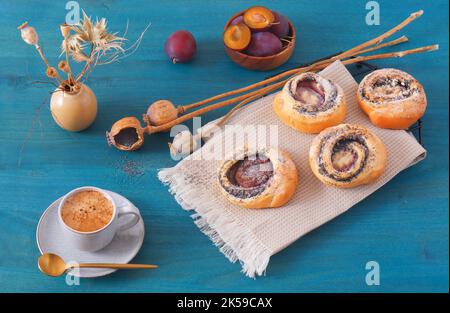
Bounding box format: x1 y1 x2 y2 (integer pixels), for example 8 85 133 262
0 0 448 292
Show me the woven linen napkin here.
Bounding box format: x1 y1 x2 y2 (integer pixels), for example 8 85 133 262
159 61 427 278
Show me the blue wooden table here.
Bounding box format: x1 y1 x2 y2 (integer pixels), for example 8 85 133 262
0 0 448 292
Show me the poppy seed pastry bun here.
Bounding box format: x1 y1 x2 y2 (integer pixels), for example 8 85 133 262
309 124 387 188
274 72 346 134
218 147 298 209
357 68 427 129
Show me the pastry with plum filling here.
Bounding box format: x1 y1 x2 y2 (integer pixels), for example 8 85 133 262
309 124 387 188
274 72 346 133
218 147 298 209
357 68 426 129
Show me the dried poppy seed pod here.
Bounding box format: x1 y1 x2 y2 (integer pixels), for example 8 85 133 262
168 130 199 159
60 23 71 38
18 21 39 46
58 61 70 73
107 117 145 151
143 100 179 127
45 67 58 78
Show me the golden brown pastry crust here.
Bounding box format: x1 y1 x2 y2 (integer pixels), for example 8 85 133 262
274 72 346 134
357 68 427 129
218 147 298 209
309 124 387 188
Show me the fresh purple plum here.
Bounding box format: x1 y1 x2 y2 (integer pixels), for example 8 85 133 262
269 12 290 38
164 30 197 63
245 32 282 57
230 15 244 25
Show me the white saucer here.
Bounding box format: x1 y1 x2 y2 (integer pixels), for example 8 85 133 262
36 190 145 278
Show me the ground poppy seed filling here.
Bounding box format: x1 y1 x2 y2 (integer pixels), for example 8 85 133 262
222 154 274 199
219 147 298 208
310 124 387 188
360 71 421 104
318 130 369 182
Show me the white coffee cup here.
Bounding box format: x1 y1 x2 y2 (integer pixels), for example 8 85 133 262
58 186 140 252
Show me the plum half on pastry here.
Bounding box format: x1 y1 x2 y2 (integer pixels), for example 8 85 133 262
357 68 427 129
309 124 387 188
218 147 298 209
274 72 346 134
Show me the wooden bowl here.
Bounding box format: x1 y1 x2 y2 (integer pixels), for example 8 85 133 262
224 10 296 71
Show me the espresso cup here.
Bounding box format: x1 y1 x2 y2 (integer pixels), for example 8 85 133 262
58 186 140 252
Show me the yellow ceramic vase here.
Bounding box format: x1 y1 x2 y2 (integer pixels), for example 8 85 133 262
50 83 97 132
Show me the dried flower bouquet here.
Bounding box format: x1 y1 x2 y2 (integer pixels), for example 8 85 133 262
19 12 138 91
19 11 148 131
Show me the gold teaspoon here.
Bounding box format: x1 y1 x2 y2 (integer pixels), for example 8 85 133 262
38 253 158 277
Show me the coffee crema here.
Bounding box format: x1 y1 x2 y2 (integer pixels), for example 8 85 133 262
61 190 114 232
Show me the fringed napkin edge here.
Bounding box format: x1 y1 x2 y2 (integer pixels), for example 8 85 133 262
158 166 271 278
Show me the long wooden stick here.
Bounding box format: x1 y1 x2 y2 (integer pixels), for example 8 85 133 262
217 92 268 126
356 36 408 55
332 10 423 61
342 44 439 64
